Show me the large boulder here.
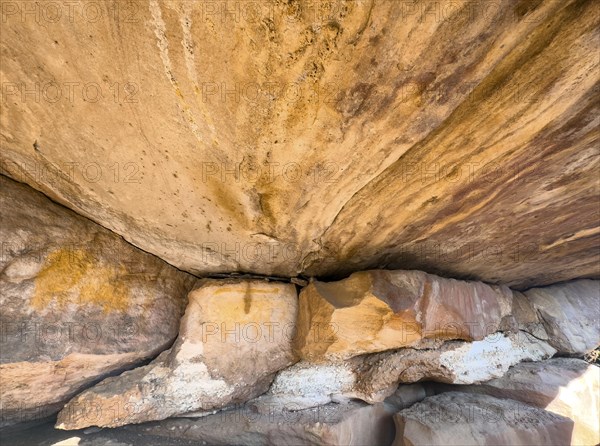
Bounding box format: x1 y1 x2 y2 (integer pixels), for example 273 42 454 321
295 270 514 361
451 358 600 446
256 332 554 409
0 0 598 288
0 176 196 428
56 280 298 429
393 392 574 446
522 280 600 355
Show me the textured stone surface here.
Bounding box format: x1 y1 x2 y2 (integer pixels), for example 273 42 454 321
510 290 552 341
522 280 600 355
126 401 397 446
295 269 514 360
4 398 406 446
451 358 600 446
56 280 298 429
362 332 555 388
1 0 598 287
393 392 573 446
383 384 434 411
353 332 554 399
256 332 555 409
0 419 201 446
0 176 196 428
252 361 357 410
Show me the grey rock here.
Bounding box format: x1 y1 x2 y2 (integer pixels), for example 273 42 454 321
523 280 600 355
393 392 574 446
445 358 600 445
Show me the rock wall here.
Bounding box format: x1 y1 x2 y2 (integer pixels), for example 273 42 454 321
1 1 599 443
393 392 575 446
1 167 598 446
442 358 600 445
1 175 598 440
50 269 598 436
56 279 298 428
1 0 598 287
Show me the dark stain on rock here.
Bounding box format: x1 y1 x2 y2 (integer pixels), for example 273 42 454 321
336 82 375 117
422 196 439 207
243 284 252 314
544 171 584 190
514 0 544 18
369 33 381 46
370 270 421 314
258 192 276 223
348 0 374 45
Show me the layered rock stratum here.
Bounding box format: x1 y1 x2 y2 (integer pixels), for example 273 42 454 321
452 358 600 445
54 269 598 430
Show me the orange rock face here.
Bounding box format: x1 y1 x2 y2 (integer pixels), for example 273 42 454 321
295 270 514 360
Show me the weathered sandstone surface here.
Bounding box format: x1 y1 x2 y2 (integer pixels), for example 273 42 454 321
523 280 600 355
1 0 598 287
295 269 514 360
393 392 574 446
127 400 398 446
1 0 599 443
38 386 429 446
0 176 196 428
54 272 598 431
124 385 429 445
257 332 555 409
452 358 600 446
56 280 298 429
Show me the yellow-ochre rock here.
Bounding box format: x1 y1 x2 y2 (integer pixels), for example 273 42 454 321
0 0 598 288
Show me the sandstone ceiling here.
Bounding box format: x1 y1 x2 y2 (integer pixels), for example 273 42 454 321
1 0 598 289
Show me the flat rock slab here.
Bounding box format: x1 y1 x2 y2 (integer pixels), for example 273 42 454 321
124 400 397 446
0 176 196 428
56 280 298 429
451 358 600 446
0 420 200 446
393 392 574 446
353 332 555 398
